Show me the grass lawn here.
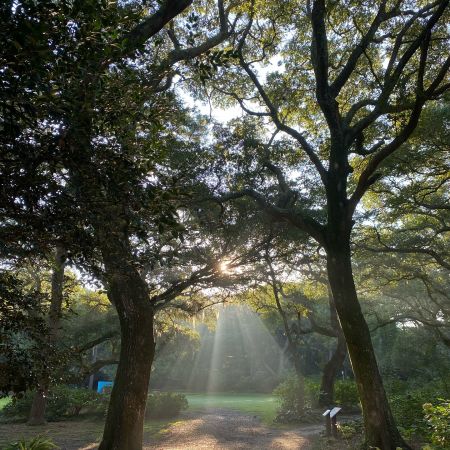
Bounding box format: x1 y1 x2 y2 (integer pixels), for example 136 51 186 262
185 393 279 425
0 417 175 449
0 393 280 447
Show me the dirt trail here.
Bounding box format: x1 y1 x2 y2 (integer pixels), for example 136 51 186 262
146 408 322 450
0 409 324 450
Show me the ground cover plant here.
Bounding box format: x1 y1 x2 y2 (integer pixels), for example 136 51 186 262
3 435 58 450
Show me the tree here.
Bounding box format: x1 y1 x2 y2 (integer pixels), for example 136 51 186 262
206 1 450 447
255 235 347 408
0 271 49 396
1 1 238 448
28 245 67 425
355 99 449 347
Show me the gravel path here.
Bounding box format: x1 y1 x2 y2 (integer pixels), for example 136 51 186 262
146 409 321 450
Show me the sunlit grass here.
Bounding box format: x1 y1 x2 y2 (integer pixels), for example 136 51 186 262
143 417 179 438
185 393 278 425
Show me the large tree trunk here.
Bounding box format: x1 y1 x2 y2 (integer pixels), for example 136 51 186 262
99 307 155 450
69 139 157 448
27 385 48 426
28 244 67 426
98 235 156 450
326 242 409 449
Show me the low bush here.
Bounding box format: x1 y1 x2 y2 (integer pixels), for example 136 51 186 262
423 399 450 449
390 390 430 437
337 419 364 439
145 392 188 419
389 383 449 443
273 375 311 423
1 386 103 422
334 380 360 409
304 379 320 407
4 435 58 450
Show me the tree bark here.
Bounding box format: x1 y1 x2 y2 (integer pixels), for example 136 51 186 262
68 132 157 448
319 330 346 408
97 234 156 450
319 289 347 407
98 306 155 450
326 242 409 449
27 385 48 426
28 244 67 426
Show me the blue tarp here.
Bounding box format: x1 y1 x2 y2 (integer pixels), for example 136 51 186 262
97 381 113 393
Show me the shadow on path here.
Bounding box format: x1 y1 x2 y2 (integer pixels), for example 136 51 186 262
146 408 321 450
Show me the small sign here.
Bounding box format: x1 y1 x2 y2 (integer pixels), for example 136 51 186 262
322 409 331 416
330 406 342 418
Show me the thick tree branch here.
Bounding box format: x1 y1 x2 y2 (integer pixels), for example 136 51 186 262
214 189 326 245
162 0 231 67
310 0 342 136
74 330 120 354
330 1 389 96
362 244 450 271
239 57 328 184
151 266 216 309
121 0 193 57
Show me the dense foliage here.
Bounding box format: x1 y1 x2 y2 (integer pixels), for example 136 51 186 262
0 271 51 395
423 400 450 449
1 386 103 422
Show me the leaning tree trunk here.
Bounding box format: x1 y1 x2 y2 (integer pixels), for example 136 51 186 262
319 288 347 407
28 244 67 426
97 235 156 450
326 241 409 449
319 329 346 408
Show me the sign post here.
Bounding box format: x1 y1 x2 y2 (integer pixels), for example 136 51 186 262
329 407 342 438
322 409 331 436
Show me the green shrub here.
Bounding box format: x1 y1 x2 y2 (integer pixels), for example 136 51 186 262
423 399 450 449
389 383 450 441
300 378 360 410
273 375 308 423
390 390 431 437
1 386 102 422
304 379 320 407
4 435 58 450
145 392 188 419
334 380 360 409
337 419 364 439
